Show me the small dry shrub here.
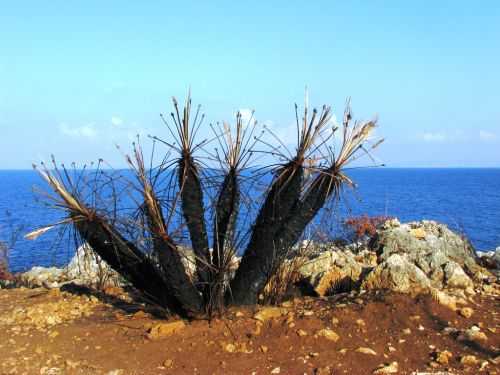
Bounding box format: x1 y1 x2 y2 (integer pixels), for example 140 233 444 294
344 215 392 242
0 242 14 281
262 241 317 305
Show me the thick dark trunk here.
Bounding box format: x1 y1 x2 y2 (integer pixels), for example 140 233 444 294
229 163 303 304
144 198 204 315
153 235 204 314
272 175 334 257
178 156 211 289
213 169 239 269
75 217 185 315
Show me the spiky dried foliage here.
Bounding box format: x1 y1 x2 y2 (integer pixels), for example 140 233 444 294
229 96 334 304
163 93 212 293
31 159 185 314
230 102 381 304
208 112 257 313
125 142 203 314
28 92 382 317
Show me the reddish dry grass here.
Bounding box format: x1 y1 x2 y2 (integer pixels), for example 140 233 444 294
344 215 393 241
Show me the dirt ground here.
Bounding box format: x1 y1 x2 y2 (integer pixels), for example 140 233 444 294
0 285 498 375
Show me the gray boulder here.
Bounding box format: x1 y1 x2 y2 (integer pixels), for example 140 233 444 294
296 247 373 296
372 220 484 291
361 254 431 295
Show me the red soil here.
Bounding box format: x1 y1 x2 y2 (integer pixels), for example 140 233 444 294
0 287 498 375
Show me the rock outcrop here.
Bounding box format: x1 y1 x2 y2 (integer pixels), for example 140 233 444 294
294 219 495 303
362 254 431 295
19 245 121 289
17 219 496 308
297 249 368 296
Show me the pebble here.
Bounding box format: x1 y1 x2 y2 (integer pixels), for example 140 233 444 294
163 359 173 368
253 307 286 322
355 347 377 355
270 367 280 374
460 355 478 366
435 350 452 365
356 319 366 327
459 307 474 318
373 362 398 374
316 328 340 342
457 327 488 342
147 320 186 339
296 329 308 337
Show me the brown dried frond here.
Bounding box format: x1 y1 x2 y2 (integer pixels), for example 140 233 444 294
32 161 92 221
124 141 167 235
215 110 257 171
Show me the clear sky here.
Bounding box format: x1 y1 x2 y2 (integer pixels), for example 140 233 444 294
1 1 499 169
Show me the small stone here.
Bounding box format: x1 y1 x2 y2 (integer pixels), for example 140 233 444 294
223 343 236 353
315 366 332 375
458 328 488 343
296 329 308 337
460 355 478 366
459 307 474 318
270 367 280 374
235 311 244 318
253 307 286 322
132 310 148 319
479 361 489 371
402 328 411 335
388 346 396 352
65 360 79 369
316 329 340 342
260 345 268 353
89 295 99 303
252 321 263 336
373 362 398 374
163 359 173 368
281 301 293 308
435 350 452 365
331 317 340 325
434 290 457 311
147 320 186 339
356 319 366 327
303 310 314 316
356 347 377 355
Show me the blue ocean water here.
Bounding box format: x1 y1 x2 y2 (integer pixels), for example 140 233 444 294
0 168 499 272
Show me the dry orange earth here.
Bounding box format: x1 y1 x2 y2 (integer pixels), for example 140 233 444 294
0 286 498 375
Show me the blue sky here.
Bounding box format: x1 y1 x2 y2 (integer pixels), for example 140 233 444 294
1 1 499 168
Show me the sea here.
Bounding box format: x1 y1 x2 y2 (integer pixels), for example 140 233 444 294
0 168 499 273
